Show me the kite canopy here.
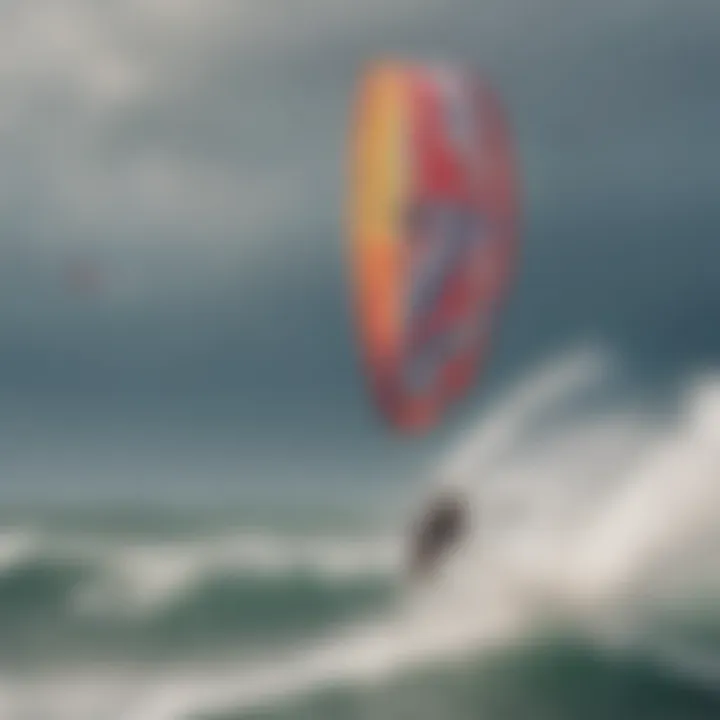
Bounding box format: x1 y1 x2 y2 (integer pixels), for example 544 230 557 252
347 60 519 435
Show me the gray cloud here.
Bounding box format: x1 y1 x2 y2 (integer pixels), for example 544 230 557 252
2 0 716 250
0 0 718 497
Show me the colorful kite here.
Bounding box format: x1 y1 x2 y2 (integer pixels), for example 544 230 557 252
347 60 519 434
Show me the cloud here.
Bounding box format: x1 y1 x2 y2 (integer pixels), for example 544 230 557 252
0 0 450 257
0 0 718 400
1 0 717 259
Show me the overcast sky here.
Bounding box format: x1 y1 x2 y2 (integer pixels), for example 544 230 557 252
1 0 718 503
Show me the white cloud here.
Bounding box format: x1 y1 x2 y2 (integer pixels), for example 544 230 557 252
0 0 715 274
0 3 146 108
0 0 448 258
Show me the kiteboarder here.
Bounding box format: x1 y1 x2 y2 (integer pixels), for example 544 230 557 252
408 491 469 579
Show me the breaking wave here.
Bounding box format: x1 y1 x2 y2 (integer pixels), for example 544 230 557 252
1 347 719 720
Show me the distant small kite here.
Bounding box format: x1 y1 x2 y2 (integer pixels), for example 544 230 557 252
346 60 519 434
66 258 102 295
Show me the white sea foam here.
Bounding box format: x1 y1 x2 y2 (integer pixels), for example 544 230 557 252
71 533 402 616
0 528 401 618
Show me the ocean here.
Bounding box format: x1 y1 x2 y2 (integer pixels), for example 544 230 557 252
2 349 719 720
